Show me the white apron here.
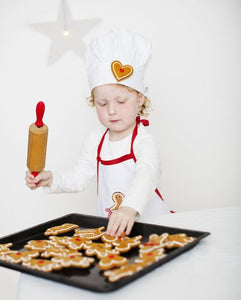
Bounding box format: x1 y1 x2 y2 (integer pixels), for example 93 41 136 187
97 117 171 218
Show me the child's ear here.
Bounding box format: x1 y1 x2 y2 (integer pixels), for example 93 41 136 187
137 93 145 107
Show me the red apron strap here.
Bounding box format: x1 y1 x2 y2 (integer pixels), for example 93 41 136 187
97 129 109 161
155 188 164 201
130 116 149 162
136 115 149 126
155 188 175 213
97 129 108 192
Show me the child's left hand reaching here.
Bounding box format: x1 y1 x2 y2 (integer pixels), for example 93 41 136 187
106 206 137 237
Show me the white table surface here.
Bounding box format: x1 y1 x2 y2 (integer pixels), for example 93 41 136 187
17 206 241 300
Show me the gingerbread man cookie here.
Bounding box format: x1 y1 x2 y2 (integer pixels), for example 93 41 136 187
48 236 71 248
101 233 125 244
135 248 166 267
73 226 105 240
105 192 125 217
98 253 129 270
52 254 95 268
22 258 62 272
164 233 196 249
139 233 169 254
0 243 13 254
41 247 81 258
0 250 39 264
103 263 143 282
24 240 59 252
113 235 143 253
83 242 119 259
60 237 91 251
44 223 79 236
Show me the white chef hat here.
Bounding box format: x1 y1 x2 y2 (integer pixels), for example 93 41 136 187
85 28 151 95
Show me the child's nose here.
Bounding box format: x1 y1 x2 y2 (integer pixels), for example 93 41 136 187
108 103 117 115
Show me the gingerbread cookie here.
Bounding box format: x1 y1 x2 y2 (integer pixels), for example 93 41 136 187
0 243 13 254
101 233 125 244
73 226 105 240
139 233 169 254
0 243 13 251
22 258 62 272
41 247 81 258
105 192 125 217
44 223 79 236
52 254 95 268
24 240 59 252
103 263 143 282
135 248 166 267
113 235 142 253
98 253 128 270
83 242 119 259
59 237 91 251
0 250 39 264
48 236 71 248
164 233 196 249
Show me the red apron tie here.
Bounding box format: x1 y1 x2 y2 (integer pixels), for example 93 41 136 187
136 116 149 126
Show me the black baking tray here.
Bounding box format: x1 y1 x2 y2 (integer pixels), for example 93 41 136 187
0 213 210 292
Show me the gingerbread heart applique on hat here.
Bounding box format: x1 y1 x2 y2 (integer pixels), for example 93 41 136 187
111 60 134 82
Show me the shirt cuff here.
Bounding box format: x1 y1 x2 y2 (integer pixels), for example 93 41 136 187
43 171 62 194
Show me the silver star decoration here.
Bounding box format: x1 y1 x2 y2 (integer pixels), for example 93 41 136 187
30 0 101 65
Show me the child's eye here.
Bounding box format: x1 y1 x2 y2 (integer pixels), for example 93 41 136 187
117 99 126 104
96 102 106 107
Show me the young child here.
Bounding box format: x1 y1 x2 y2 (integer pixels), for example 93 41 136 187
25 29 170 237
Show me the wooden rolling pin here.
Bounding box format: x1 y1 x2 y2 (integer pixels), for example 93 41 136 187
27 101 48 177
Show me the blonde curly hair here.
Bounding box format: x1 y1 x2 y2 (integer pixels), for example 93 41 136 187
86 84 151 117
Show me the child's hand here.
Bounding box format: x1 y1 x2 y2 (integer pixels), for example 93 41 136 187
106 206 137 237
25 170 53 190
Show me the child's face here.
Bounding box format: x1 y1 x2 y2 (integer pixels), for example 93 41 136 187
93 84 144 141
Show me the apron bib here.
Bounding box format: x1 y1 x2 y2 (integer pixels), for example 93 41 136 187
96 117 170 218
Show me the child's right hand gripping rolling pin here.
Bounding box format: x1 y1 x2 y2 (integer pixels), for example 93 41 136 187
27 101 48 177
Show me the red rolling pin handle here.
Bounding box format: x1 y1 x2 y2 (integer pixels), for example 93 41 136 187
31 101 45 177
31 171 39 178
35 101 45 128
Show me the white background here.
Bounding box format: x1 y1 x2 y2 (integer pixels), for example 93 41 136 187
0 0 241 235
0 1 240 298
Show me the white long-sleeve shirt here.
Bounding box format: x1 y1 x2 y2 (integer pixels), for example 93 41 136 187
46 124 169 216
